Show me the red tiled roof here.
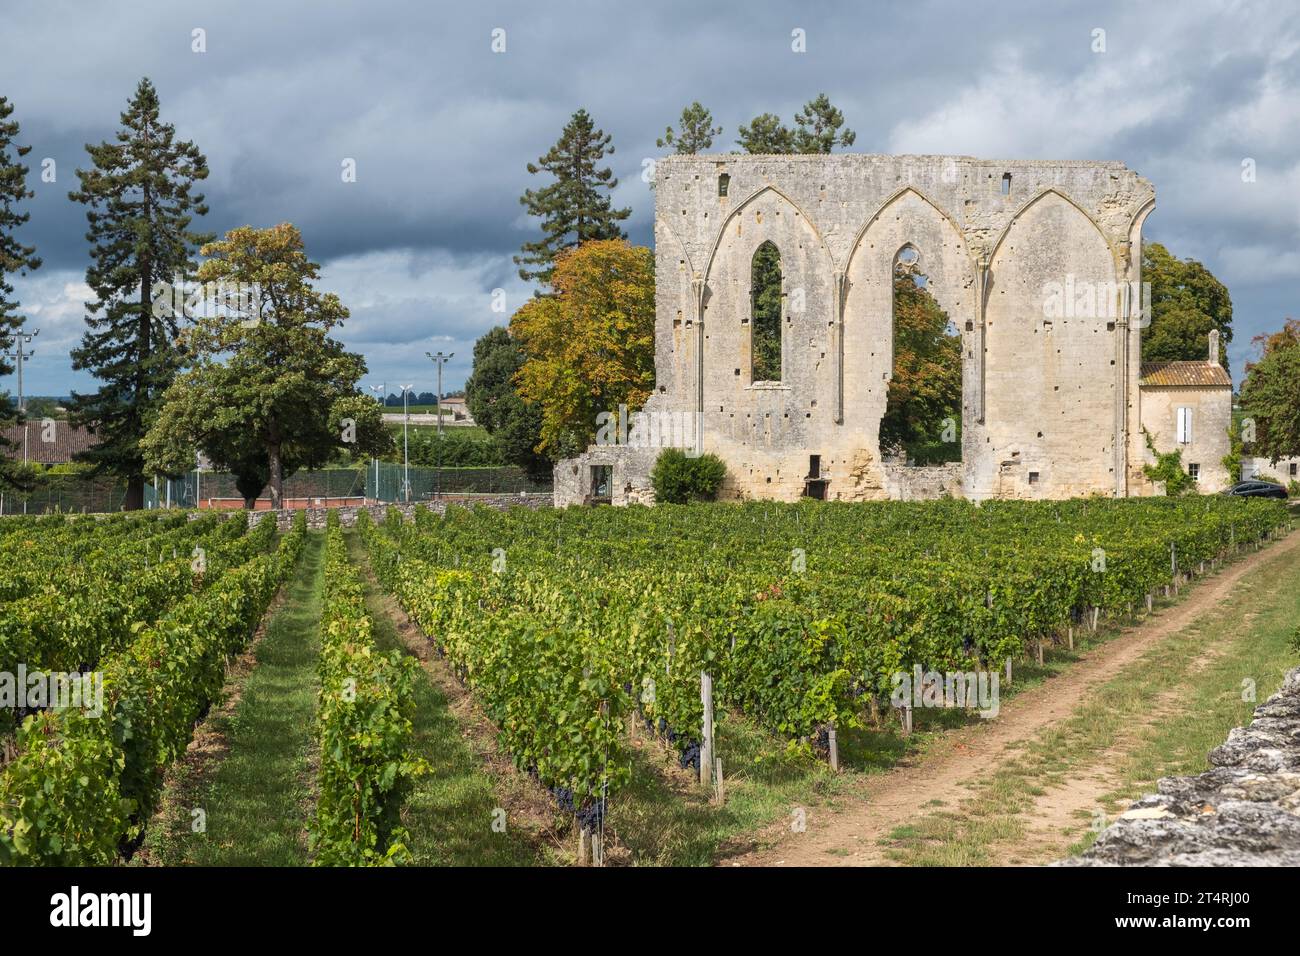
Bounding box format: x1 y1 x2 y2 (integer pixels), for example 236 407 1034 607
1 421 100 464
1139 361 1232 388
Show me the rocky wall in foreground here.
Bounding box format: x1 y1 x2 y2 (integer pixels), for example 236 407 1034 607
1062 665 1300 866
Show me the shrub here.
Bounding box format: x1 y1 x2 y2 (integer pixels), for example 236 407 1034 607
650 449 726 504
1142 430 1197 496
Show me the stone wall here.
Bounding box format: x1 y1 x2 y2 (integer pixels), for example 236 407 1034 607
1062 666 1300 866
1245 456 1300 486
880 461 964 501
557 152 1161 507
1139 385 1233 493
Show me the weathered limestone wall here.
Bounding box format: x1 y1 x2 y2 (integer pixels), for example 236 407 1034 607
1245 456 1300 485
1139 387 1233 492
880 462 963 501
553 446 659 507
1062 667 1300 866
556 154 1158 507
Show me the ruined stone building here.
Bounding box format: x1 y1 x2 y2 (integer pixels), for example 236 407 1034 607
554 154 1233 506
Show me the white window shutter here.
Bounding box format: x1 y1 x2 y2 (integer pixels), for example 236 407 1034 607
1176 407 1193 444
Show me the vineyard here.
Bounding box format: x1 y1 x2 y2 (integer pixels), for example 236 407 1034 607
0 495 1290 866
356 495 1290 835
0 510 307 864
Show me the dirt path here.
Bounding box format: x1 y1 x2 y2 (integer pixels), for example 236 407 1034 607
730 531 1300 867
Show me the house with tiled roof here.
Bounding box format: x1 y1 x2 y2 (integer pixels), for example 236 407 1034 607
1137 330 1233 491
1 420 100 465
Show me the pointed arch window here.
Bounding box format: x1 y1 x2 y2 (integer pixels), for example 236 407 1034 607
750 241 782 382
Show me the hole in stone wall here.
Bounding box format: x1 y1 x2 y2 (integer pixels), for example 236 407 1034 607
718 173 730 197
750 241 783 383
883 243 962 466
1001 173 1012 195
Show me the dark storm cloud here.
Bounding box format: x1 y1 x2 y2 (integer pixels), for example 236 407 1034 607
3 0 1300 392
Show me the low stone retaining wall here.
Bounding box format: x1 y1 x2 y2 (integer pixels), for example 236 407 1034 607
1062 665 1300 866
226 494 552 530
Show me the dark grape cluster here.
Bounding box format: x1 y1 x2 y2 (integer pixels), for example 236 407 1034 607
576 798 606 832
678 741 701 772
550 786 576 814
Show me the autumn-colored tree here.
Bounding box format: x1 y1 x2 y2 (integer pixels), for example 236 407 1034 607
880 273 962 454
510 240 655 459
1238 318 1300 464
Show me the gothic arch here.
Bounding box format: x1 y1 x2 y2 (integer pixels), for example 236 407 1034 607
846 186 970 269
702 184 835 286
988 187 1115 266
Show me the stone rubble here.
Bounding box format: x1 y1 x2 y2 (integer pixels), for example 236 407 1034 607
1062 665 1300 866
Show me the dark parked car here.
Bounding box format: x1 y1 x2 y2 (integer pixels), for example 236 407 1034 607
1223 480 1289 499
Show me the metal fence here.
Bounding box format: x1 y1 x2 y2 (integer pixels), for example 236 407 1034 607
1 463 552 514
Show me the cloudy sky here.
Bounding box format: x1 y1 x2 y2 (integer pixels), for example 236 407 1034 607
3 0 1298 396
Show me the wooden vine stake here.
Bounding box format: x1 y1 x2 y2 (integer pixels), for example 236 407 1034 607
711 759 725 806
700 672 714 788
577 826 589 866
1067 624 1074 652
828 726 840 772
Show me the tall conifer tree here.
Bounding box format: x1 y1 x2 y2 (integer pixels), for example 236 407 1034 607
0 96 40 492
515 109 630 285
68 77 210 509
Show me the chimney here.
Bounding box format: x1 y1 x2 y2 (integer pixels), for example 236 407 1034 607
1208 328 1220 366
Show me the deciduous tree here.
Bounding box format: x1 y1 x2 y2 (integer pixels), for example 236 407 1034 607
880 274 962 454
510 240 655 459
1141 241 1233 370
1238 318 1300 464
142 224 391 508
464 326 548 476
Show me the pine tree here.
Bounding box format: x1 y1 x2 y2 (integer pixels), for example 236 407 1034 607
657 102 722 154
793 94 856 153
68 77 211 509
515 109 630 285
0 96 41 492
736 113 794 153
738 95 856 154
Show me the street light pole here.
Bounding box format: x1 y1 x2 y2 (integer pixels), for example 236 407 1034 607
399 383 414 503
368 383 386 501
425 351 453 500
3 325 38 413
